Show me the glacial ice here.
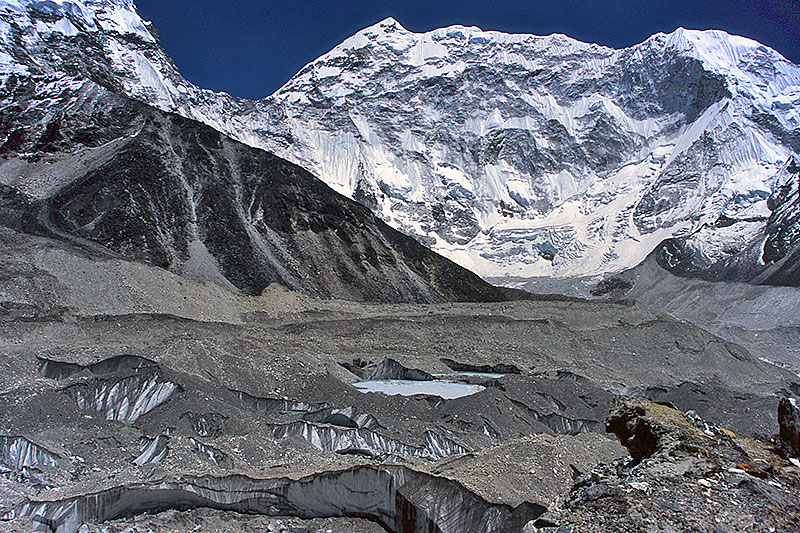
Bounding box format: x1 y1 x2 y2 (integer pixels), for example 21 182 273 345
0 436 58 472
67 375 178 421
271 421 468 460
2 465 543 533
132 435 168 467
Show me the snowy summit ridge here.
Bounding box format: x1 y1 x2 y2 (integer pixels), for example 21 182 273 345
241 17 800 281
1 3 799 283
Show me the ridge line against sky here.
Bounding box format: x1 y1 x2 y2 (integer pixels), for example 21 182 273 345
133 0 800 100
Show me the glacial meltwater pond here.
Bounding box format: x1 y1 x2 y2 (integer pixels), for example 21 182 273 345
353 379 485 399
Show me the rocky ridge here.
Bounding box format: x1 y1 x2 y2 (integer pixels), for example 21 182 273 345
0 43 507 302
537 397 800 532
1 2 799 531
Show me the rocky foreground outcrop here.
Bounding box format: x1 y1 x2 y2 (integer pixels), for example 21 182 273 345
533 398 800 532
779 397 800 459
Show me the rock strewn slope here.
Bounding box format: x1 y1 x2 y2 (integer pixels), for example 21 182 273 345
0 80 505 302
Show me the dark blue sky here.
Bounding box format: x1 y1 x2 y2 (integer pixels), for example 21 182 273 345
133 0 800 100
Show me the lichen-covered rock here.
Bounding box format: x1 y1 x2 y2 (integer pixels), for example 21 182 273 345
606 397 748 465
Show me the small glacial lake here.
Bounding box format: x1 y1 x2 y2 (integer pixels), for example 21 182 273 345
353 379 485 399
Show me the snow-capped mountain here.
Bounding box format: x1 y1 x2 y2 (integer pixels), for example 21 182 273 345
252 18 800 281
2 1 799 282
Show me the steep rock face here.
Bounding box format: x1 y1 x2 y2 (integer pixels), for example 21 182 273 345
0 76 505 301
759 158 800 284
3 2 797 281
247 22 798 282
778 397 800 458
653 157 800 285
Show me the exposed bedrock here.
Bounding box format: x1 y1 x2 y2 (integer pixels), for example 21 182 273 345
778 397 800 458
556 397 800 531
271 421 468 460
65 374 180 422
3 465 544 533
648 159 800 287
606 397 747 465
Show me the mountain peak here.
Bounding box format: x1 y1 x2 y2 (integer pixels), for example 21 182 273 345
1 0 154 43
333 16 418 56
4 3 797 283
356 16 413 38
374 16 404 30
656 26 792 64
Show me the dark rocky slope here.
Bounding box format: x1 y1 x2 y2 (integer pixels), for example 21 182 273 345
0 81 504 303
5 3 799 283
